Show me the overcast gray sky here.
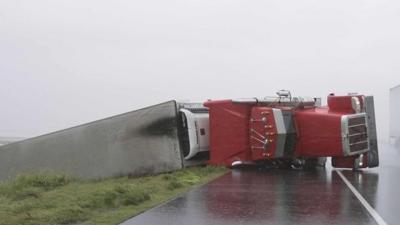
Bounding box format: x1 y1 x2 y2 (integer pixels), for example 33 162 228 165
0 0 399 140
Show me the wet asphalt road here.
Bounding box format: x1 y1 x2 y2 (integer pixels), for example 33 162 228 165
121 143 400 225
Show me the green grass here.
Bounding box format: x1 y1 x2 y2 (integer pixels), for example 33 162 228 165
0 166 227 225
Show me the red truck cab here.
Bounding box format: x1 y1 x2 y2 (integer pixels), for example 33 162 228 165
203 93 379 169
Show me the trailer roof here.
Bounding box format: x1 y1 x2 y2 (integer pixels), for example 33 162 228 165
390 84 400 90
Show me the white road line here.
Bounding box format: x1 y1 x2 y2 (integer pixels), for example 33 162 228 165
336 170 388 225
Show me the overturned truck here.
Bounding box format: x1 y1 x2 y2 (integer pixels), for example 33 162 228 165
0 92 378 181
180 91 379 169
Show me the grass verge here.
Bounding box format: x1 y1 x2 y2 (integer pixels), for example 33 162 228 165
0 166 227 225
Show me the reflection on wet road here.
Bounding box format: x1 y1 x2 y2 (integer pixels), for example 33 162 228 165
121 143 400 225
341 143 400 225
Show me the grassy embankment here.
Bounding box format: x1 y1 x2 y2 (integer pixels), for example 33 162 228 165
0 166 227 225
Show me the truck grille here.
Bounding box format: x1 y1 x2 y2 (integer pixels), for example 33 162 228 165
342 113 369 155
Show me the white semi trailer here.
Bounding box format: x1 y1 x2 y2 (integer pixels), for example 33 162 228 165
0 137 25 146
390 85 400 145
